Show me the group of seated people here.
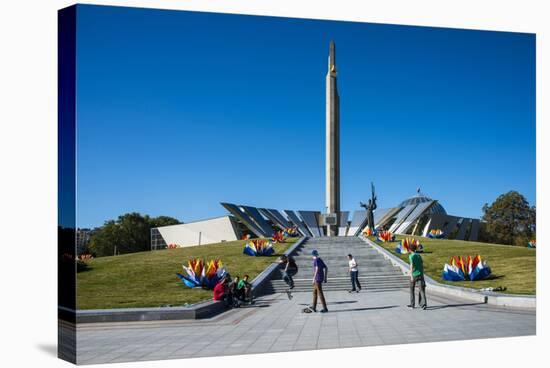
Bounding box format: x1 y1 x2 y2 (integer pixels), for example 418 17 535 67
212 274 253 307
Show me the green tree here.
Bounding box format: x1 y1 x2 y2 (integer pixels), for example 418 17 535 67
481 191 536 246
89 213 181 257
89 220 122 257
150 215 181 228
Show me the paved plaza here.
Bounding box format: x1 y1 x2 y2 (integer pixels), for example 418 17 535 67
76 288 535 364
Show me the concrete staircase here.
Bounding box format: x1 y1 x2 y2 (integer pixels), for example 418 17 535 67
261 236 410 294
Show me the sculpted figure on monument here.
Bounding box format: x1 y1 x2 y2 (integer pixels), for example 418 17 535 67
360 182 377 232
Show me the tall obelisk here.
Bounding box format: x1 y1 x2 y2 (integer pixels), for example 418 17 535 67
325 40 340 237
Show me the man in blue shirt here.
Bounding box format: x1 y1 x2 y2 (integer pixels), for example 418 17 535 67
308 249 328 313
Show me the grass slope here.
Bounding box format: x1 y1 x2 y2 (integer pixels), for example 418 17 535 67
373 235 536 295
77 238 297 309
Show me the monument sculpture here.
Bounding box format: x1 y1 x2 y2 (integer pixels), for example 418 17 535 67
360 182 377 233
325 40 340 236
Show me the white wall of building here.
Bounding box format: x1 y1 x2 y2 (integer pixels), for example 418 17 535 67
157 216 239 247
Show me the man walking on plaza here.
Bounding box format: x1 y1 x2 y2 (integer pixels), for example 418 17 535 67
408 243 427 310
305 249 328 313
347 254 362 293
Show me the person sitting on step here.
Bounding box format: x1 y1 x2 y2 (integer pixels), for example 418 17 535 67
237 274 253 304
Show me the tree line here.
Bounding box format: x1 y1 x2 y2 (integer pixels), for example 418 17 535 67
86 213 180 257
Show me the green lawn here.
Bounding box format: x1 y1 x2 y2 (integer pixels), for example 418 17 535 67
372 235 536 295
77 238 298 309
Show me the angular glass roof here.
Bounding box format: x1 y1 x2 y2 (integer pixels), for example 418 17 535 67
398 193 447 215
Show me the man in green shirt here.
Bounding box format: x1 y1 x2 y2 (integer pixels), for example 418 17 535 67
408 244 427 309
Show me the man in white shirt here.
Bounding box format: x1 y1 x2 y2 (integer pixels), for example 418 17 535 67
348 254 362 293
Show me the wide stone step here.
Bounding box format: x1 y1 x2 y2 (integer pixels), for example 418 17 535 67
271 280 409 289
272 272 405 279
316 269 402 274
285 266 405 271
273 272 408 282
266 282 408 287
291 268 401 274
256 237 410 296
295 253 376 257
293 258 394 263
266 275 411 293
268 284 410 291
272 275 409 281
262 284 409 294
296 258 380 261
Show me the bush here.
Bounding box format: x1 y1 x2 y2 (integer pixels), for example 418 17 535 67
89 213 181 257
481 191 535 246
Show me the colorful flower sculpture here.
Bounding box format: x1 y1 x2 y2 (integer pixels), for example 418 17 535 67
272 231 285 243
528 240 536 248
395 237 423 254
78 253 93 261
176 258 227 289
442 255 492 281
377 230 395 242
428 229 445 239
243 239 275 256
284 227 299 237
363 227 376 237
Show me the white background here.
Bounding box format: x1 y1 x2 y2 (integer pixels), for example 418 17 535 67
0 0 548 367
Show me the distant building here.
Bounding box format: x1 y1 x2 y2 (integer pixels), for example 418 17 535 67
151 193 479 250
348 191 479 241
150 216 241 250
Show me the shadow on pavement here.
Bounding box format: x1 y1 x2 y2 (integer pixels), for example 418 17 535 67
426 302 487 310
238 301 271 309
328 300 358 305
329 305 399 313
298 300 358 306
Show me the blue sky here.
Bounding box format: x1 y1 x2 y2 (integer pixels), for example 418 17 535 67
75 5 535 228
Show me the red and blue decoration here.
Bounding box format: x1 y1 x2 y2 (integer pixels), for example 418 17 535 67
427 229 445 239
363 227 377 237
272 231 285 243
377 230 395 242
284 227 299 237
395 237 423 254
442 255 492 281
243 239 275 256
176 259 227 289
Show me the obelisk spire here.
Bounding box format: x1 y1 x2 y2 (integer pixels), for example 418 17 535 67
328 40 337 73
325 40 340 237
